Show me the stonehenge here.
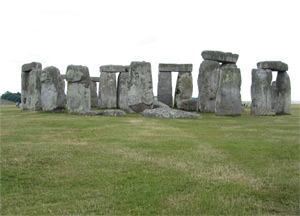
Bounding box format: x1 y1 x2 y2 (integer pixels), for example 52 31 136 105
20 54 292 118
21 62 42 110
251 61 291 115
66 65 91 114
40 66 66 111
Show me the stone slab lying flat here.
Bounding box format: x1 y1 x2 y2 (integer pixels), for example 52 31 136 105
201 50 239 63
79 110 126 116
142 108 202 119
100 65 129 73
257 61 288 72
176 99 197 111
159 64 193 72
22 62 42 72
90 77 100 82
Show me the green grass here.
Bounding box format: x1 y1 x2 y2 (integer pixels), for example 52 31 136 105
1 105 299 215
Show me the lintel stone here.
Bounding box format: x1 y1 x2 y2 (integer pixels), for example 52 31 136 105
159 64 193 72
257 61 288 72
100 65 129 73
90 77 100 82
201 50 239 63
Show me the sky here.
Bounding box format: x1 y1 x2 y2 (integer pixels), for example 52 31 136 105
0 0 299 101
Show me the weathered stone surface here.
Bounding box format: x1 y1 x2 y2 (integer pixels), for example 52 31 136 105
153 100 171 109
159 64 193 72
61 75 66 79
128 61 154 112
22 62 42 73
40 66 66 111
90 81 98 107
79 111 104 116
221 63 237 68
215 67 242 115
201 50 239 63
177 99 197 111
117 72 129 110
174 72 193 108
103 110 126 116
142 108 202 119
197 60 220 112
98 72 117 108
276 72 291 114
157 72 172 107
271 81 277 112
250 69 272 115
257 61 288 72
21 62 42 110
66 65 91 114
90 77 100 82
100 65 129 73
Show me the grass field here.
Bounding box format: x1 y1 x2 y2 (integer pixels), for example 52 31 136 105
1 105 299 215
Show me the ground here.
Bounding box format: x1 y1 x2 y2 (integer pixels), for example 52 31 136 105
1 105 299 215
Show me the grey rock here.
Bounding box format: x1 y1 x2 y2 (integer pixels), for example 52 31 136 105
90 81 98 107
142 108 202 119
250 69 272 115
66 65 91 114
257 61 288 72
117 72 130 110
79 111 104 116
153 100 171 109
276 72 291 114
22 62 42 73
103 110 126 116
100 65 129 73
221 63 237 68
159 64 193 72
60 75 66 79
215 67 242 115
271 81 277 112
21 62 42 111
98 72 117 108
197 60 220 112
174 72 193 108
157 71 172 107
40 66 66 111
177 99 197 111
128 61 154 112
90 77 100 82
201 50 239 63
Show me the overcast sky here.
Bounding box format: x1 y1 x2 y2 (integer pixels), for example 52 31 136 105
1 0 299 101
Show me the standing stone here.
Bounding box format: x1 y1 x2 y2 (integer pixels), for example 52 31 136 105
117 72 129 110
174 72 193 108
250 69 272 115
40 66 66 111
197 60 220 112
157 72 172 107
276 72 291 115
90 81 98 107
21 62 42 110
66 65 91 114
271 81 277 112
215 67 242 115
98 72 117 109
127 61 154 112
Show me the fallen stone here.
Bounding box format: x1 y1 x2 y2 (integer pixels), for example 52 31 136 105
176 99 197 111
197 60 220 112
40 66 66 111
157 71 172 107
201 50 239 63
128 61 154 112
257 61 288 72
22 62 42 73
250 69 272 115
100 65 129 73
142 108 202 119
66 65 91 114
103 110 126 116
174 72 193 108
21 62 42 110
79 111 104 116
117 72 129 110
271 81 277 112
159 64 193 72
276 72 291 114
215 67 242 115
153 100 171 109
98 72 117 109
